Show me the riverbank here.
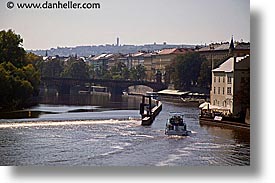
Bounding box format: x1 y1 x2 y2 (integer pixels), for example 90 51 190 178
199 117 250 130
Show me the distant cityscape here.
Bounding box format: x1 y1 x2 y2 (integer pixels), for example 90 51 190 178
28 38 195 57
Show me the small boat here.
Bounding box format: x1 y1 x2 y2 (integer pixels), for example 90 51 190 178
165 112 191 136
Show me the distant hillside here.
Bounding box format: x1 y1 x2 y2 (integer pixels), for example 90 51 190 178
28 43 195 57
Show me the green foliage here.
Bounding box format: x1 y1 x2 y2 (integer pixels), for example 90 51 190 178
109 62 131 80
197 59 211 88
61 58 89 79
129 64 146 81
0 62 37 110
41 58 64 77
0 29 41 111
170 52 207 90
93 62 146 81
234 77 250 112
0 29 26 68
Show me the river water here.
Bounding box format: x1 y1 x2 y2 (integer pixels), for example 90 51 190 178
0 93 250 166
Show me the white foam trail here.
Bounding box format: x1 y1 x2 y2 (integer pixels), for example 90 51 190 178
134 134 154 138
0 119 140 128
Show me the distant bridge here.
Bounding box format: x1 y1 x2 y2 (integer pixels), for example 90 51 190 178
40 77 168 95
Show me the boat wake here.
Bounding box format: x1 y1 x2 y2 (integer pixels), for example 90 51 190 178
0 119 140 128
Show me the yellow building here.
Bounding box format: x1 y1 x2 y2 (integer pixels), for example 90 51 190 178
210 55 250 118
144 48 194 82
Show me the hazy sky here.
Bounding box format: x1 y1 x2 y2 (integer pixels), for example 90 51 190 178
0 0 250 50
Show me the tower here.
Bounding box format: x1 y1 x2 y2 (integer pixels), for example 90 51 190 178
116 37 119 46
229 35 234 55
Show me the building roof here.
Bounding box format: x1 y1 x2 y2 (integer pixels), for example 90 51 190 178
235 42 250 50
215 43 230 51
158 48 193 55
92 53 114 60
158 48 178 55
198 42 250 52
131 52 145 57
197 43 227 52
212 55 249 72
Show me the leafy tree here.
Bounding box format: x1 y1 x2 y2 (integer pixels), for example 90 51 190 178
0 29 41 111
164 64 175 84
110 62 130 80
198 59 211 88
88 64 96 79
61 58 89 79
234 77 250 118
92 64 110 79
121 67 130 80
135 64 146 81
0 29 26 68
130 67 138 81
25 52 43 67
41 58 64 77
129 64 146 81
0 62 37 110
172 52 206 90
22 64 41 96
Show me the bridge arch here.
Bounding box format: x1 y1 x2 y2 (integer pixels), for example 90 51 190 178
40 77 168 95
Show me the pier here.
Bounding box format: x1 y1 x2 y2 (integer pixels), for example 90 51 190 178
139 94 162 126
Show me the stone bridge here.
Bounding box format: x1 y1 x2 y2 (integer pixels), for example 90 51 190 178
40 77 168 95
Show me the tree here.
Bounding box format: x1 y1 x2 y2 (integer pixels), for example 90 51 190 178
41 58 64 77
172 52 206 90
164 64 175 84
0 29 26 68
110 62 130 80
198 59 211 88
0 29 41 111
234 77 250 119
61 58 89 79
121 67 130 80
0 62 37 110
135 64 146 81
129 64 146 81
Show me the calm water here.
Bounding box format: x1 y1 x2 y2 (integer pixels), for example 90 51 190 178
0 94 250 166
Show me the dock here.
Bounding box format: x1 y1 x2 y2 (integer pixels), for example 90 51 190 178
199 117 250 130
139 94 162 126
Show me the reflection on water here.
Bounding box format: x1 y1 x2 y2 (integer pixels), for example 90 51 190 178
40 93 141 110
0 93 250 166
0 93 142 120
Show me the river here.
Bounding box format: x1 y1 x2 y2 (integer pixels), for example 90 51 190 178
0 93 250 166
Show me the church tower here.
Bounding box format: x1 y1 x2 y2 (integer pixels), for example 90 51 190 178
229 36 234 55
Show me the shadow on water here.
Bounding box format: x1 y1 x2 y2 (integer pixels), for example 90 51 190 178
39 93 141 109
0 93 142 120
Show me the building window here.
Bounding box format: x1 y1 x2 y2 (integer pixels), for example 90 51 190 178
227 87 232 95
214 87 216 94
218 77 220 83
228 76 232 84
222 87 225 95
223 77 225 83
214 77 216 83
218 87 220 94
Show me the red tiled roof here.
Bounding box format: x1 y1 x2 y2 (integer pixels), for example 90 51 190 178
158 48 193 55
